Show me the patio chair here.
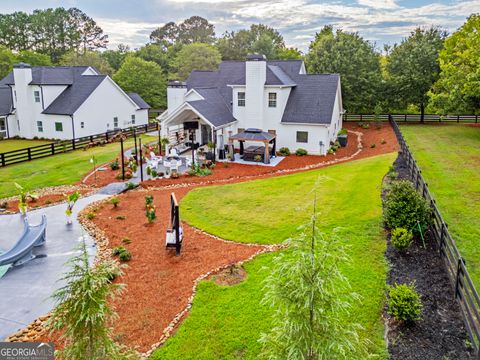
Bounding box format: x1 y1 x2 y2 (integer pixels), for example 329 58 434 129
170 159 179 172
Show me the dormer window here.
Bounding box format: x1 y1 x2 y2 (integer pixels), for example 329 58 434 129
34 90 41 103
238 92 245 107
268 92 277 108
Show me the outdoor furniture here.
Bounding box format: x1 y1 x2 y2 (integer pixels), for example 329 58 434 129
0 215 47 267
170 159 179 173
165 193 183 256
229 128 276 164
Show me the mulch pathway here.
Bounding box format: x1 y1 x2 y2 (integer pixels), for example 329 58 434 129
82 122 398 188
26 122 399 354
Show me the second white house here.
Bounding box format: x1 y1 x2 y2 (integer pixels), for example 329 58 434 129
0 63 150 140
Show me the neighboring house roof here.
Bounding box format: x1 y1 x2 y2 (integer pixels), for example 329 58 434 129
0 66 93 86
0 86 13 115
128 93 151 109
42 75 106 115
185 60 339 126
0 65 151 117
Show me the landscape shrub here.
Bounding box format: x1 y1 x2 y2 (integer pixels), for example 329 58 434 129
110 160 120 170
188 163 212 177
119 250 132 262
122 237 131 244
146 205 156 223
115 215 126 220
125 182 137 190
295 148 308 156
338 128 348 136
254 155 262 162
278 147 291 156
86 212 96 220
370 143 376 148
145 195 154 207
387 283 423 322
383 180 432 233
391 227 413 251
381 139 387 145
151 169 158 178
110 197 120 208
146 166 152 176
112 246 126 256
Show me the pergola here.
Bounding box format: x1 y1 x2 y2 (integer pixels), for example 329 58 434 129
228 128 276 164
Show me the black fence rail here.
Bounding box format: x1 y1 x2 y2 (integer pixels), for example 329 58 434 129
0 123 158 168
344 113 480 123
390 115 480 357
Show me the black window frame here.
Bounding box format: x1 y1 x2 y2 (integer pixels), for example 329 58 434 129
268 92 277 108
238 92 245 107
296 131 308 143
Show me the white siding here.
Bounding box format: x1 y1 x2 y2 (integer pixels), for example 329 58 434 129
245 60 266 129
42 86 68 108
167 87 187 112
73 77 146 138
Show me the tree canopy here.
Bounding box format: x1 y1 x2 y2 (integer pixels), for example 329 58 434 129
216 24 292 60
306 26 382 113
386 27 445 120
60 50 114 76
428 14 480 114
150 16 215 50
113 55 167 109
101 44 131 71
171 43 222 80
0 7 108 62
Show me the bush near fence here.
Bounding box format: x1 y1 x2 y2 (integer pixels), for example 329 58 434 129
390 115 480 356
0 123 158 168
344 114 480 123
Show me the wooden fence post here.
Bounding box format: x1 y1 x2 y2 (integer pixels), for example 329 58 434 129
72 138 75 151
1 153 4 167
27 148 31 161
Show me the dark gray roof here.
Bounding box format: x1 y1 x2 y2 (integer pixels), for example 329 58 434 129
1 66 93 86
187 88 236 127
128 93 151 109
0 86 13 115
230 128 275 141
186 59 338 126
43 75 106 115
281 74 339 124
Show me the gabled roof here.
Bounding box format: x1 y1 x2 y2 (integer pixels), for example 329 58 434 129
1 66 94 86
128 93 151 109
0 86 13 115
43 75 106 115
185 59 339 126
187 88 236 127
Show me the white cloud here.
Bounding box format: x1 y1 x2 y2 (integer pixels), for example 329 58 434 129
357 0 399 9
96 18 158 49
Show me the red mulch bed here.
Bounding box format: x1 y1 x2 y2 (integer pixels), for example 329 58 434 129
3 189 91 214
39 122 399 352
82 122 398 188
90 188 263 352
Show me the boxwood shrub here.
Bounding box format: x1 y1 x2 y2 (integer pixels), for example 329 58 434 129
387 283 423 322
384 180 432 233
391 227 413 251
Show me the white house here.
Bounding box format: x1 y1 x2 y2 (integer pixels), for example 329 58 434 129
0 63 150 140
159 54 343 156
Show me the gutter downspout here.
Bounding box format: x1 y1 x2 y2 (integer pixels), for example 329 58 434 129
70 115 76 150
5 114 10 138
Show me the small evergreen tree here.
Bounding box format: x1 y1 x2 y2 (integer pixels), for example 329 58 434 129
48 238 127 359
260 200 366 359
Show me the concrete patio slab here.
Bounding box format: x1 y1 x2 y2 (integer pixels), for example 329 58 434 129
0 193 108 340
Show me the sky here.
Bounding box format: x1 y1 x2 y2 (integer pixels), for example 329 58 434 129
0 0 478 52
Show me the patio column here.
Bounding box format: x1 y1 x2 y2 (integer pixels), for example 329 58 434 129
239 141 244 156
272 138 276 157
264 140 270 164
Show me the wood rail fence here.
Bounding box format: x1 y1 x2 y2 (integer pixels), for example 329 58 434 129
344 113 480 123
0 123 159 168
390 115 480 358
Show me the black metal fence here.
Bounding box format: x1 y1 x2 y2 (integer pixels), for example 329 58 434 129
0 123 158 168
390 115 480 357
344 113 480 123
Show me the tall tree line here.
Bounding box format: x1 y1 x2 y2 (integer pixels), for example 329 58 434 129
0 8 478 114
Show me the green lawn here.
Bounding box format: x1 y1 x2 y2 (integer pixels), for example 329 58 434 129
152 153 396 359
0 139 52 153
0 135 156 198
401 124 480 286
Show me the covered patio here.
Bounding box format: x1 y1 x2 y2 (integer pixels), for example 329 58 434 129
228 128 277 165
